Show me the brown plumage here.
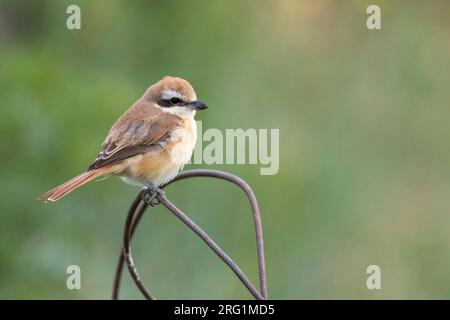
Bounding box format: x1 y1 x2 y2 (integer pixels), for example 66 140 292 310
40 76 207 202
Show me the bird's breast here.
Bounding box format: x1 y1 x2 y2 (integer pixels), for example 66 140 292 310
119 116 197 187
168 117 197 167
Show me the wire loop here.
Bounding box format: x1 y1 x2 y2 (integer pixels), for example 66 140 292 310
112 169 267 300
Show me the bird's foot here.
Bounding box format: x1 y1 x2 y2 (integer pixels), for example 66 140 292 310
143 182 164 207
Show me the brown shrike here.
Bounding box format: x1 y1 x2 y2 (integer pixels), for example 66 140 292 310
40 76 207 202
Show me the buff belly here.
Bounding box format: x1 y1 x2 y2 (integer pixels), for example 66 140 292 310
114 150 183 187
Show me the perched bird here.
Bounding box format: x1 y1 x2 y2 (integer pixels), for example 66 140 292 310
40 76 207 202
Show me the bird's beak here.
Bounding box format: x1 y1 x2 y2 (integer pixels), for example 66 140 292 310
190 100 208 110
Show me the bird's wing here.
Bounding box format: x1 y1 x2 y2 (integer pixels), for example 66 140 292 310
88 112 181 170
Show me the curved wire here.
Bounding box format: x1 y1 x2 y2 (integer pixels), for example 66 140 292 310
112 169 267 300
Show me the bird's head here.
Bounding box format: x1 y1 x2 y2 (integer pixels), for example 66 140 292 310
145 76 208 117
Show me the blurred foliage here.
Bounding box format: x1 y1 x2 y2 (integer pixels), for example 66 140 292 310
1 0 450 299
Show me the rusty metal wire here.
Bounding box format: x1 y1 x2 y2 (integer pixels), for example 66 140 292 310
112 169 267 300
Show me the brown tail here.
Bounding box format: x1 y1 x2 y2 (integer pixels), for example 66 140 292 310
39 169 105 202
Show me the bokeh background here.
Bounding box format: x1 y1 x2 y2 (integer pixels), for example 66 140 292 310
1 0 450 299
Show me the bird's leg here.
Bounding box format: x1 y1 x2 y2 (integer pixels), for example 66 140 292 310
142 182 164 207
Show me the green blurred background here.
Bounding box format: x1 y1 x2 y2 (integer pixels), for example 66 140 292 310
1 0 450 299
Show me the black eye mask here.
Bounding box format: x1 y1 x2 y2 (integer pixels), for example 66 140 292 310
158 97 185 108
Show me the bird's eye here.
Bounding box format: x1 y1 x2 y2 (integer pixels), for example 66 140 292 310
170 97 181 104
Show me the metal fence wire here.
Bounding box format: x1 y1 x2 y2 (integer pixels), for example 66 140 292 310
112 169 268 300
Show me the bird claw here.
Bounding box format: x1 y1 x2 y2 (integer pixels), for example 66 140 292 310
142 182 164 206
